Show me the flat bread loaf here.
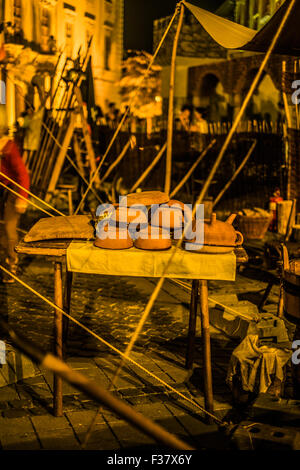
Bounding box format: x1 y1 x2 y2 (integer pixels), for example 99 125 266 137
123 191 169 206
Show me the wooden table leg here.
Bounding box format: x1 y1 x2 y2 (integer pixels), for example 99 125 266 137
199 280 214 424
185 280 199 369
54 262 63 417
63 270 73 351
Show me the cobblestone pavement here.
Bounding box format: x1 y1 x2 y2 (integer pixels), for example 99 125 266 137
0 231 300 450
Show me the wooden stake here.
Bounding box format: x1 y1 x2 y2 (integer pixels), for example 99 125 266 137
100 139 131 186
185 280 199 370
213 139 257 208
170 139 216 199
54 262 63 417
45 113 76 202
282 61 292 129
130 142 167 193
74 86 100 184
199 280 214 424
164 3 184 195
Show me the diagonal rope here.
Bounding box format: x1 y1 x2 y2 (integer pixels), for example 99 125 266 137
5 73 102 205
194 0 297 205
109 0 297 389
0 171 64 217
0 263 222 425
170 279 259 323
0 182 55 218
74 7 180 215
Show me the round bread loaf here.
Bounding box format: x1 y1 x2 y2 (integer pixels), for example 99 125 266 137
123 191 169 207
94 225 133 249
151 205 184 230
167 199 193 224
134 225 171 250
111 205 148 225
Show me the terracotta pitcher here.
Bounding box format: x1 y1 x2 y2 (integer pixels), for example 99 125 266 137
185 213 243 253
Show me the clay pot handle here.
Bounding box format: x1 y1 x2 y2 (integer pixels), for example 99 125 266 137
235 231 244 246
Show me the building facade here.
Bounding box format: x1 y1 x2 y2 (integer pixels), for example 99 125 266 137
153 0 290 122
0 0 124 130
234 0 285 29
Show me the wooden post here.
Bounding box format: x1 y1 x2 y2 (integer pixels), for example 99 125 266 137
74 86 100 184
45 113 76 202
99 139 131 185
130 142 167 193
213 139 257 208
199 280 214 424
54 262 64 417
170 139 216 199
63 271 73 351
164 3 184 195
185 280 199 370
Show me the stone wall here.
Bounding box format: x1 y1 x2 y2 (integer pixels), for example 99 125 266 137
153 11 227 66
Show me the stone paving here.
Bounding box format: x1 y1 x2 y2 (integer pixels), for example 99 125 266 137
0 231 300 450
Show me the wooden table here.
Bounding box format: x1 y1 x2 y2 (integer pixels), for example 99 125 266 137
16 239 248 421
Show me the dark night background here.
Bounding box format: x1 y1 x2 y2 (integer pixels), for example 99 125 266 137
124 0 225 52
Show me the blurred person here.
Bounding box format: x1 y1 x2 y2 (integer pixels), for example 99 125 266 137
105 102 120 129
0 125 30 283
17 104 44 163
176 104 193 132
192 107 209 134
191 107 209 152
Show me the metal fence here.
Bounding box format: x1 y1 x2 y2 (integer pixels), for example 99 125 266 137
96 126 285 212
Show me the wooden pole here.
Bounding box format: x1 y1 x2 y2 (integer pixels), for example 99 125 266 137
170 139 216 199
130 142 167 193
45 113 76 202
185 280 199 370
213 139 257 208
74 86 100 184
54 262 63 417
99 139 131 186
164 2 184 196
196 0 296 205
282 61 292 128
199 280 214 424
1 320 193 450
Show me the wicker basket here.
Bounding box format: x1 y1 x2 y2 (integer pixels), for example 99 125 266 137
238 215 271 240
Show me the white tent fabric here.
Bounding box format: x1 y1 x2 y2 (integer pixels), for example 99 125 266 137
183 1 256 49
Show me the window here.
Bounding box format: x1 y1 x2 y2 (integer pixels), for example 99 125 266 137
65 22 74 58
41 8 51 52
13 0 22 33
104 33 112 70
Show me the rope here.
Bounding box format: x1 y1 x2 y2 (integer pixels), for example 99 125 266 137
0 182 55 218
170 279 259 323
5 73 102 205
0 263 222 425
0 171 64 217
74 8 179 215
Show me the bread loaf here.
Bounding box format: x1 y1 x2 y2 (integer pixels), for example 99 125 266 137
134 226 171 250
94 224 133 249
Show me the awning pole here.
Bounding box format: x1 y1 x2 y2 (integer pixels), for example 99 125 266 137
196 0 296 204
164 2 184 195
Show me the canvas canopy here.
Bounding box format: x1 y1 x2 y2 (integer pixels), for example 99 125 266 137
183 0 300 56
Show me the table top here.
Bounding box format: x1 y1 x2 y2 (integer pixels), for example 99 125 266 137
16 239 248 265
